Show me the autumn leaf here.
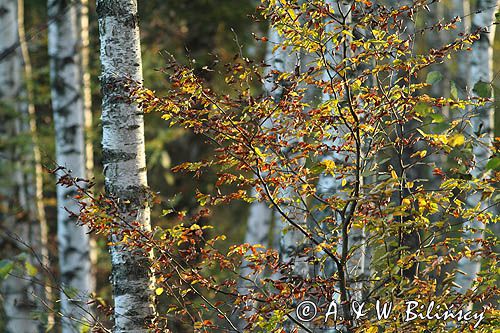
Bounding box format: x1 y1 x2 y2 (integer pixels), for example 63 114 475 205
448 133 465 147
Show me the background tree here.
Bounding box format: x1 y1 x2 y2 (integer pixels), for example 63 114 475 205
77 0 98 295
455 0 499 299
48 0 92 330
0 0 40 331
17 0 53 329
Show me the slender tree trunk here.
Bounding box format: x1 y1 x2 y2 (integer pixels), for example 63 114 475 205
236 193 273 331
452 0 471 95
96 1 157 332
429 1 450 115
237 190 274 289
48 0 93 330
455 0 498 297
384 0 422 281
235 23 298 331
17 0 53 329
77 0 98 295
317 4 363 328
0 1 39 331
78 0 93 182
261 27 309 280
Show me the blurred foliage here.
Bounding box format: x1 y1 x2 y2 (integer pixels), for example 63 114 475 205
17 0 258 330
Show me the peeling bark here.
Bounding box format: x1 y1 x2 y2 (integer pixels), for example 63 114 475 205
97 0 156 332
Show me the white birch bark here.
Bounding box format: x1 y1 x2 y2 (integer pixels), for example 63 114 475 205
236 192 273 331
261 27 309 280
452 0 471 94
0 1 39 331
237 190 273 292
319 0 368 299
455 0 498 297
96 1 156 332
48 0 92 331
239 25 283 282
236 25 301 331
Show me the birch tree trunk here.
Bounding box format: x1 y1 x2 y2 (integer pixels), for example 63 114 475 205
271 33 312 333
451 0 471 95
0 1 39 331
238 24 281 288
237 190 273 291
48 0 93 330
236 24 298 331
17 0 53 329
455 0 498 297
96 1 156 331
261 27 309 280
318 0 368 301
240 24 294 273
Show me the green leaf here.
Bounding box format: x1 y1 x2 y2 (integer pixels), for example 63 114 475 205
25 261 38 277
450 81 458 100
473 81 492 98
426 71 442 85
432 121 450 133
63 286 79 299
495 12 500 23
486 157 500 171
430 113 445 123
414 102 432 117
0 260 14 280
162 209 174 216
15 252 28 261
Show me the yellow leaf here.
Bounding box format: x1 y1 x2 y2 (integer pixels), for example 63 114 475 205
342 178 347 187
321 159 336 176
190 224 201 230
448 134 465 147
342 29 354 38
254 147 265 158
366 327 378 333
402 198 411 206
155 287 164 296
411 150 427 158
391 170 398 180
